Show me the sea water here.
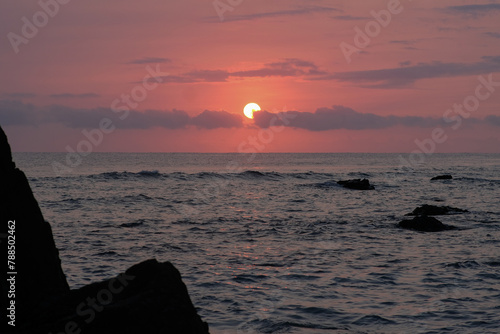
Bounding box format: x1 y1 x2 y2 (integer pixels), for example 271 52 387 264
13 153 500 333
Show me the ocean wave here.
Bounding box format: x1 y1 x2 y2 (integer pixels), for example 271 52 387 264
445 260 481 269
95 251 119 256
484 261 500 267
457 176 500 184
122 193 153 201
352 314 396 325
119 220 145 228
88 171 165 179
239 170 266 178
137 170 161 176
82 171 499 186
85 170 336 181
308 180 342 189
195 172 227 179
242 319 343 334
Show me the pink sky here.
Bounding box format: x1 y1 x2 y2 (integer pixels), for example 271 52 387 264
1 0 500 152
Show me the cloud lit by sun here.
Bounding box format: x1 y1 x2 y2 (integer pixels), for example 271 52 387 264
243 103 261 119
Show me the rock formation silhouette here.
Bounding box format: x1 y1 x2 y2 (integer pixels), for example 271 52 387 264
398 216 457 232
337 178 375 190
405 204 468 216
431 174 453 180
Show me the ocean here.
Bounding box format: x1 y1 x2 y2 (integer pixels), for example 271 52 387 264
12 153 500 334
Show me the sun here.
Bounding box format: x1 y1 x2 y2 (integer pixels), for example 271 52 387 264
243 103 261 119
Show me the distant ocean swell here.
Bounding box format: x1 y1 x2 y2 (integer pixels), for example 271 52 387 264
87 170 336 181
33 169 500 185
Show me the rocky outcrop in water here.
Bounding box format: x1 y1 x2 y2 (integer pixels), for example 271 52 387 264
337 179 374 190
398 216 456 232
0 126 209 334
431 174 453 180
399 204 464 232
405 204 468 216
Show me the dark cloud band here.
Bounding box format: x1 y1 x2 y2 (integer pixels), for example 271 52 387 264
0 100 243 130
1 100 498 132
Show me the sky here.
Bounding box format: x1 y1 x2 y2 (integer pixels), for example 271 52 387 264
1 0 500 153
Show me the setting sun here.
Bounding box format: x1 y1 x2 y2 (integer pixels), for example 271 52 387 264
243 103 261 119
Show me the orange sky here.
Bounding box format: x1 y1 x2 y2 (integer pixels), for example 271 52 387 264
1 0 500 152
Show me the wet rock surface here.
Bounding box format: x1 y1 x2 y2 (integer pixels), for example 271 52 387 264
406 204 468 216
398 216 457 232
337 178 375 190
431 174 453 180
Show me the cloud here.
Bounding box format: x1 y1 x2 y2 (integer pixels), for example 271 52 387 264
484 32 500 39
332 15 369 21
485 115 500 127
120 109 190 129
158 58 324 83
0 100 242 130
49 93 101 99
318 56 500 88
0 100 39 126
185 70 230 82
45 105 117 128
127 57 171 65
390 40 416 45
437 25 478 32
253 106 493 131
157 70 230 83
1 100 497 132
191 110 243 129
445 4 500 17
390 40 420 51
2 92 36 99
209 6 339 22
161 56 500 88
45 107 191 130
232 58 326 78
159 75 203 84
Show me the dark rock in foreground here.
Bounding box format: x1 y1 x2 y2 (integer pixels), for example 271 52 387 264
27 259 209 334
405 204 468 216
337 178 374 190
398 216 457 232
431 174 453 180
1 127 70 326
0 126 209 334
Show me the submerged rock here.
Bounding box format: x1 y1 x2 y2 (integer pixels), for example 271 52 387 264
405 204 468 216
398 216 456 232
0 126 209 333
431 174 453 180
337 178 374 190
